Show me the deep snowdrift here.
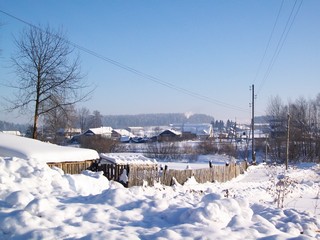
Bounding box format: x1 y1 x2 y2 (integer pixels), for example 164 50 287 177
0 154 319 239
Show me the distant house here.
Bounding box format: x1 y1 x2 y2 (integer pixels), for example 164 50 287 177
57 128 81 138
82 127 113 138
158 129 182 142
70 126 113 144
111 129 134 141
170 123 213 140
1 131 22 136
126 127 145 137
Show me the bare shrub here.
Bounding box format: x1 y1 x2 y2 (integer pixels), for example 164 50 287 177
80 135 118 153
146 142 181 160
197 139 218 154
218 143 237 157
266 164 298 208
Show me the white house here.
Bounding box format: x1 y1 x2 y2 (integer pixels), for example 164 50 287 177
1 131 22 136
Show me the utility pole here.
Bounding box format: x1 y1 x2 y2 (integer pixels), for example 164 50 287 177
251 84 256 164
265 135 268 163
286 113 290 170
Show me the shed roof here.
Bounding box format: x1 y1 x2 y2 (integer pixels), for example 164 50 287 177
0 133 99 163
112 129 134 137
100 153 157 165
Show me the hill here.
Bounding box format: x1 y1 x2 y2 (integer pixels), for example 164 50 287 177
102 113 215 128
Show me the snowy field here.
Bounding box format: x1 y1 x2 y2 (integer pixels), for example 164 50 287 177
0 156 319 239
159 154 236 170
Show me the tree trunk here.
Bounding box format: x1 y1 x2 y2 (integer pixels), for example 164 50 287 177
32 112 38 139
32 73 41 139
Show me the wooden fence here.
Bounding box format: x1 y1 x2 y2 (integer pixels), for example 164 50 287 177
47 160 95 174
159 161 247 186
97 164 158 187
97 164 129 182
97 161 248 187
128 165 159 187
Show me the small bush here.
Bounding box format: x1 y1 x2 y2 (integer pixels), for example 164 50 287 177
266 164 297 208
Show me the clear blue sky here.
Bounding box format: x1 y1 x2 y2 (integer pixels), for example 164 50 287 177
0 0 319 124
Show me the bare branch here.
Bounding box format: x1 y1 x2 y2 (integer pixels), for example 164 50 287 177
6 25 93 139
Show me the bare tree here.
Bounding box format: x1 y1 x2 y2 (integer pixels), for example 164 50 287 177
91 110 102 128
43 104 77 143
267 96 288 161
267 94 320 163
7 25 92 139
77 107 90 132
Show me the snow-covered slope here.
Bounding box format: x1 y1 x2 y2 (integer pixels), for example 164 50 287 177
0 153 319 239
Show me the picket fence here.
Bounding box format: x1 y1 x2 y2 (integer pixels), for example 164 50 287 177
159 161 247 186
98 161 248 187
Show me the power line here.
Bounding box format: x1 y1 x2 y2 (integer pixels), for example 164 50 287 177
0 9 249 113
253 0 284 84
256 0 303 95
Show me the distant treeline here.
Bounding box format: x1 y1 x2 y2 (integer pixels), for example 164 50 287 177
102 113 215 128
1 114 269 135
0 121 28 132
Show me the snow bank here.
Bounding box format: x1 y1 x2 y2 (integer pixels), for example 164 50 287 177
0 152 319 239
0 133 99 162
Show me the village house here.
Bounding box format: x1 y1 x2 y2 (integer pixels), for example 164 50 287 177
111 129 134 141
57 128 81 139
157 129 182 142
126 127 145 137
170 123 213 140
1 130 22 136
82 126 113 138
70 126 113 144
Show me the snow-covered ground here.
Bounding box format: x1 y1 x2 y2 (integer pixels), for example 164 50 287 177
159 154 236 170
0 155 319 239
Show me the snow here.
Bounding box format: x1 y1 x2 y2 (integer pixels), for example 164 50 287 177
0 133 99 162
160 154 236 170
100 152 157 165
0 138 320 239
83 126 113 135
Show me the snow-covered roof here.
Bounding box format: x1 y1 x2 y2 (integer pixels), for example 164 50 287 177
57 128 81 134
100 153 157 165
170 123 212 136
159 129 182 136
112 129 134 137
0 133 99 163
83 127 113 135
1 130 22 136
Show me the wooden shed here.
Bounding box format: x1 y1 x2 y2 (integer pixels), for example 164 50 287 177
47 159 98 174
0 133 100 175
99 153 158 187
